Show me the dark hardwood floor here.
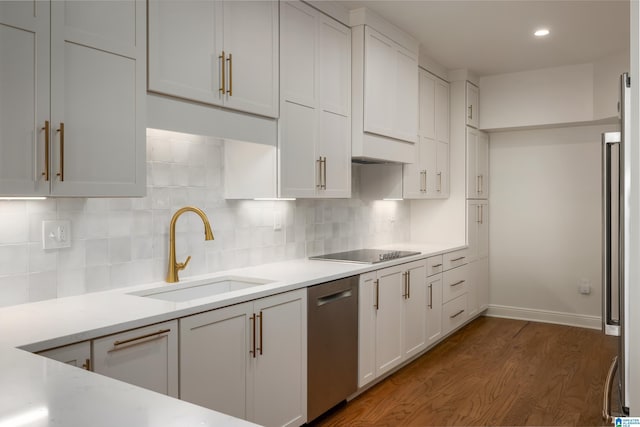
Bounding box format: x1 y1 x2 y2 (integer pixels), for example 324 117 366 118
312 316 617 427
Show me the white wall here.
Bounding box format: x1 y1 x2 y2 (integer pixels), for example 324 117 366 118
480 55 628 131
488 123 617 327
0 129 410 307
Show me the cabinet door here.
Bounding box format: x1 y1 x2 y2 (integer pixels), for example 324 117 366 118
50 0 145 197
319 16 350 117
39 341 91 370
478 201 489 258
466 81 479 128
147 0 222 106
363 26 394 139
435 78 450 143
403 261 427 359
251 289 306 427
436 141 449 197
467 200 479 261
358 272 377 388
222 1 278 118
442 293 467 336
0 2 50 196
393 46 418 143
318 111 351 197
466 128 478 198
279 101 318 198
180 302 252 419
477 131 489 198
280 0 316 108
419 69 436 140
93 320 178 398
375 264 404 377
402 138 428 199
426 276 442 347
476 257 490 312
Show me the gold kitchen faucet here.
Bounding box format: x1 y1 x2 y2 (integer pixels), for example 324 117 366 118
166 206 214 283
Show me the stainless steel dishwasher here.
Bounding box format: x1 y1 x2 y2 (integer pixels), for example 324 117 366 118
307 275 358 422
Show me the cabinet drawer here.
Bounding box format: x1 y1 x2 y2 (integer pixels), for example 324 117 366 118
442 263 468 303
443 249 468 271
426 255 444 277
442 294 467 336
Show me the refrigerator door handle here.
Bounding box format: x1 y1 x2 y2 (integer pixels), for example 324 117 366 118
602 356 618 424
602 132 621 336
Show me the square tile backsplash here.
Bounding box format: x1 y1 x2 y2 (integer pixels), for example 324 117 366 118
0 129 410 307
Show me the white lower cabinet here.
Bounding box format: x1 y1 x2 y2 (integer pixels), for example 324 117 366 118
38 341 91 370
92 320 179 398
358 260 427 388
426 257 443 347
442 293 468 336
474 257 490 312
180 289 307 427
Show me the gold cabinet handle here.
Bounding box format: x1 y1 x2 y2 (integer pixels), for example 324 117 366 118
82 358 92 371
219 50 226 94
374 279 379 310
227 53 233 96
401 272 408 298
428 284 433 309
109 328 171 352
432 263 442 268
56 123 64 181
468 104 473 120
437 172 442 192
407 273 411 299
322 157 327 190
476 205 481 224
450 309 465 319
450 280 465 287
316 157 322 189
451 256 466 262
257 311 263 355
250 313 256 358
480 205 484 224
41 121 50 181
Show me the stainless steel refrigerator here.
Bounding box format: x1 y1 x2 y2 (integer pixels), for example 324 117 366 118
602 72 631 421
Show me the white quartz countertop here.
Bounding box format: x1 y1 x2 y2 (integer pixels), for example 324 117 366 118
0 241 464 427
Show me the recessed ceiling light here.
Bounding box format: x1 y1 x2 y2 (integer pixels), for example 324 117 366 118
534 28 550 37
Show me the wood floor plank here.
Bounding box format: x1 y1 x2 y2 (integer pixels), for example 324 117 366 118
311 317 617 427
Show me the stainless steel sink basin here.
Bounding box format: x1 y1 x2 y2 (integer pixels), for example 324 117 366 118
129 276 274 302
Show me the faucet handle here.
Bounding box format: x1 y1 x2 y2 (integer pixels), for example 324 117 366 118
177 255 191 271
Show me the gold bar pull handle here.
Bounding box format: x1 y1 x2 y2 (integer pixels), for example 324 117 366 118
56 123 64 181
82 358 92 371
322 157 327 190
41 121 50 181
219 50 226 94
227 53 233 96
479 174 484 194
374 279 379 310
428 283 433 309
402 272 407 298
257 311 263 355
250 313 256 358
450 309 465 319
109 328 171 352
451 279 465 287
468 104 473 120
316 157 322 189
407 272 411 299
437 172 442 192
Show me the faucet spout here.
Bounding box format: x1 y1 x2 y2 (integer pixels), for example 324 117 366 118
167 206 214 283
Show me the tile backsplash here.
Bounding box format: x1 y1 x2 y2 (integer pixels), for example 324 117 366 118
0 129 410 307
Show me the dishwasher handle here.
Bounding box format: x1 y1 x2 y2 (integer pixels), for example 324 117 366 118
316 289 353 307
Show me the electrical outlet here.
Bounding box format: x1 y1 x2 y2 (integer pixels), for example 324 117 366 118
42 220 71 250
578 279 592 295
273 210 282 231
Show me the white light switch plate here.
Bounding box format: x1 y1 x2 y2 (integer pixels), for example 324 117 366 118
42 220 71 249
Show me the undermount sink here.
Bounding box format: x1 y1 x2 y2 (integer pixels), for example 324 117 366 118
129 276 275 302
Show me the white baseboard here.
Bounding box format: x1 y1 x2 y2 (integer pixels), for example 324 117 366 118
485 304 601 330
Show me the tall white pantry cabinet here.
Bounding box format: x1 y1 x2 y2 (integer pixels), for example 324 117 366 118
0 0 146 197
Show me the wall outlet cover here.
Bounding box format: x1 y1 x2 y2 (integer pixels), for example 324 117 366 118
42 220 71 250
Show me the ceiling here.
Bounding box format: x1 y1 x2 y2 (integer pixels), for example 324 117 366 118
340 0 630 76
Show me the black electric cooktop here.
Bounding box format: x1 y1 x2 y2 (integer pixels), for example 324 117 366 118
309 249 421 264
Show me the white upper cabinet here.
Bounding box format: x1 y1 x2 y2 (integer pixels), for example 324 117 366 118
467 199 489 262
351 14 419 164
403 69 449 199
0 0 146 197
466 81 479 128
279 0 351 198
148 0 278 118
466 127 489 199
363 26 418 144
